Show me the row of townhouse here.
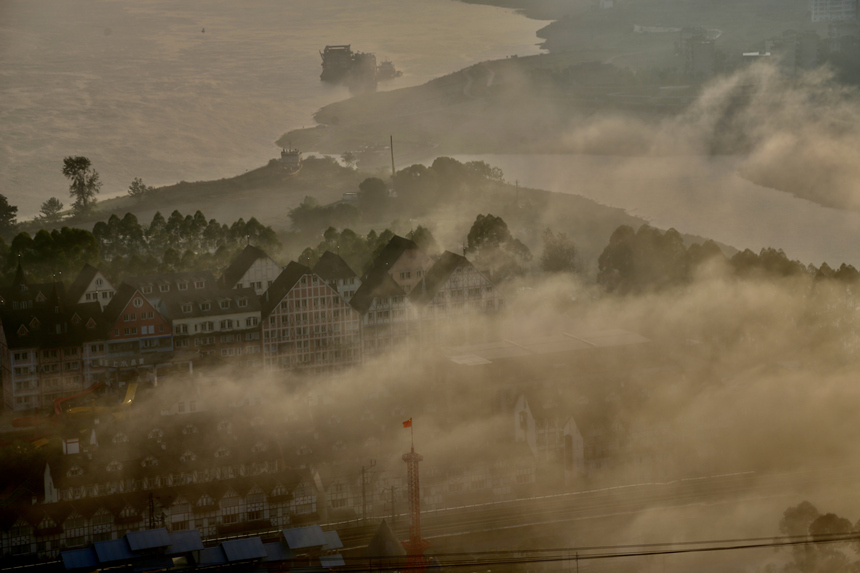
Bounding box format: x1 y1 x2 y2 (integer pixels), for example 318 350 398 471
0 235 503 411
0 373 542 562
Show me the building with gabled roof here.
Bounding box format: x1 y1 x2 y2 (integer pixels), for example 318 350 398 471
220 245 283 295
261 262 361 374
363 235 434 294
0 266 108 411
66 264 116 310
101 284 174 382
157 285 261 367
349 267 419 359
312 251 360 301
124 271 215 304
409 251 504 347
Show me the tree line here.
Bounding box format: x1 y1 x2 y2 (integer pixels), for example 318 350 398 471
0 210 279 286
597 224 860 294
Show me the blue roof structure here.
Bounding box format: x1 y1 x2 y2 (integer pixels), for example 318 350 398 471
93 538 136 563
196 546 228 566
322 530 343 550
166 530 204 554
126 528 171 551
282 525 328 549
320 553 346 568
262 541 296 562
61 547 98 570
132 556 174 572
222 537 267 562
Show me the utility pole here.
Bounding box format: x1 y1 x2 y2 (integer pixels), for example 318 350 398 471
390 135 396 178
148 492 156 529
361 459 376 522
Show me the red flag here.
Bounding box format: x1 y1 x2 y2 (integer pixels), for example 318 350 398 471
402 418 412 428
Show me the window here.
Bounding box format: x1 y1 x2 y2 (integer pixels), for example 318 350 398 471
246 317 258 327
219 300 230 310
201 322 214 332
201 302 211 311
181 303 192 313
133 297 143 308
175 324 188 334
194 280 205 289
159 284 169 292
142 285 152 294
238 298 248 308
220 319 233 329
178 282 188 291
95 278 103 286
13 352 28 361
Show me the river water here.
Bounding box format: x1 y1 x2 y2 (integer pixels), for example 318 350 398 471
0 0 546 216
455 154 860 267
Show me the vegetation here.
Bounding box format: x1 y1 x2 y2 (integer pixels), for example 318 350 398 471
597 224 860 294
62 156 102 217
38 198 64 225
466 213 532 280
776 501 860 573
540 228 577 273
0 194 18 238
127 177 154 202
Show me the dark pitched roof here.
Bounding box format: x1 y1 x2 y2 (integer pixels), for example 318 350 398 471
221 245 271 287
312 251 357 283
66 264 104 304
102 283 141 326
363 520 406 558
349 269 405 315
0 300 106 349
260 262 312 317
362 235 421 280
409 250 468 305
159 286 260 320
125 271 215 295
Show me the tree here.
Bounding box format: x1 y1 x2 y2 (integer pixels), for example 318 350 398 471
540 228 576 273
38 197 64 225
597 225 688 293
341 151 357 169
358 178 390 221
62 156 102 216
411 225 440 255
466 214 531 280
0 194 18 236
127 177 153 202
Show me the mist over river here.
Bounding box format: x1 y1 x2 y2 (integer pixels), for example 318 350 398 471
456 154 860 268
0 0 545 217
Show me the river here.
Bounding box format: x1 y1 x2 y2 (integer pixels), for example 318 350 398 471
454 154 860 267
0 0 546 216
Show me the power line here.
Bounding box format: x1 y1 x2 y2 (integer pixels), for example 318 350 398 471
347 532 860 571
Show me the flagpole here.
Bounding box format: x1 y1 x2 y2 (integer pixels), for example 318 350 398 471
411 420 414 449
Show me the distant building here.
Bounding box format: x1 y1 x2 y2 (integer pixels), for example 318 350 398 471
157 285 261 366
0 267 106 411
764 30 822 75
125 271 216 303
260 262 362 374
312 251 360 301
102 284 174 382
409 251 504 347
66 264 116 310
220 245 283 295
678 27 716 79
362 235 434 294
349 267 419 359
811 0 858 22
